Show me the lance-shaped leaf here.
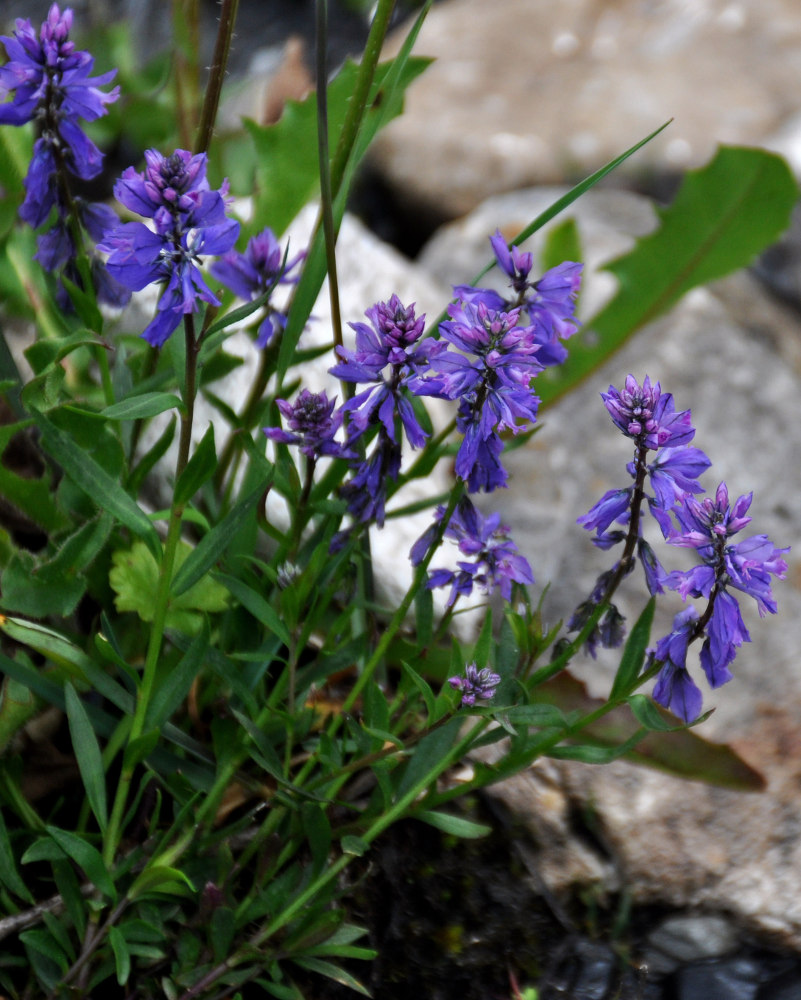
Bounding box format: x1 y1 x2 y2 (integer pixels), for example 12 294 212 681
539 145 799 408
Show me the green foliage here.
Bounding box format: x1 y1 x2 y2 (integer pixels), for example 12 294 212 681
110 539 230 632
539 145 799 407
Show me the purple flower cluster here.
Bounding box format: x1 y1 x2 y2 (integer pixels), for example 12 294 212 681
211 227 304 348
411 496 533 607
331 296 441 528
264 390 350 462
99 149 240 346
577 375 711 593
448 663 501 707
652 483 788 720
0 4 129 306
414 232 580 492
575 375 787 722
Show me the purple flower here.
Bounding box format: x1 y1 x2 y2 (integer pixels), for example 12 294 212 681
211 227 304 348
642 445 711 512
114 148 211 218
413 497 533 607
652 607 704 723
421 299 543 492
100 150 240 346
667 483 788 615
455 234 582 367
331 296 443 448
577 487 632 540
0 5 125 307
339 435 401 529
602 375 695 451
448 663 501 707
0 5 119 139
264 390 350 461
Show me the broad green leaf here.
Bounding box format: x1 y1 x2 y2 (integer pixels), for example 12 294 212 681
246 56 429 237
540 216 582 275
170 482 268 598
65 683 108 833
609 597 655 700
1 548 85 618
536 671 765 790
110 540 229 633
32 411 161 560
0 422 65 532
415 809 492 839
539 145 799 408
393 717 461 803
102 391 183 420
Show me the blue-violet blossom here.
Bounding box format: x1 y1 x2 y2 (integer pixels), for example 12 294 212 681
0 4 129 306
211 227 304 348
411 496 533 606
99 149 240 346
448 663 502 707
650 482 788 721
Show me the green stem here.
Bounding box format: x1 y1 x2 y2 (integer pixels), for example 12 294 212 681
103 317 199 866
194 0 240 154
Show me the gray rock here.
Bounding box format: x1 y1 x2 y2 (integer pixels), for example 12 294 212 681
374 0 801 218
645 914 739 973
420 186 801 948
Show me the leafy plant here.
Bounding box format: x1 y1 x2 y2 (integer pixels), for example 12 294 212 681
0 1 793 997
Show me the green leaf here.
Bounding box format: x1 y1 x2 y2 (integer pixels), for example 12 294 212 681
109 926 131 986
292 957 371 996
65 683 108 833
609 597 655 700
415 809 491 839
146 621 209 729
44 825 116 901
174 423 216 505
246 56 429 237
536 671 765 790
0 421 65 532
627 693 683 732
215 572 291 647
540 145 799 408
340 835 368 857
170 482 268 598
210 907 236 965
540 216 582 274
110 540 229 634
32 411 161 560
102 391 183 420
0 805 34 902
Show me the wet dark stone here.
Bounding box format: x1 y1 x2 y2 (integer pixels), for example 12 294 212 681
755 966 801 1000
668 956 765 1000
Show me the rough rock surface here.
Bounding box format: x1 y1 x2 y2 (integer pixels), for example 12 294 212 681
419 186 801 947
374 0 801 218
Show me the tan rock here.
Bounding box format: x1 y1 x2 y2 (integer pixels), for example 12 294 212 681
376 0 801 217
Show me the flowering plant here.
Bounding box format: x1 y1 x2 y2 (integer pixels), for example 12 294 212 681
0 3 794 998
